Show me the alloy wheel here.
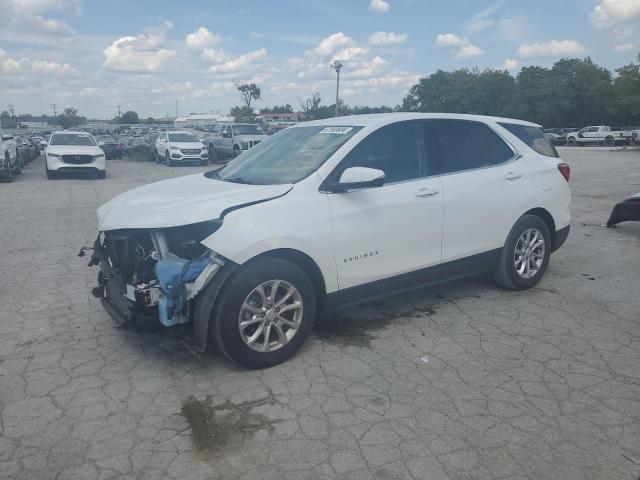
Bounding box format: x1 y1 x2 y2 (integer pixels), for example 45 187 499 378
238 279 304 353
514 228 545 279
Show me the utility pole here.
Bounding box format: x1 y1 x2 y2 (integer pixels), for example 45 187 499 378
8 104 15 117
51 104 57 117
330 60 343 117
117 105 121 118
175 98 178 118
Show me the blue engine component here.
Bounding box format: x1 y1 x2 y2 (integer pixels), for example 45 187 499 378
155 253 211 327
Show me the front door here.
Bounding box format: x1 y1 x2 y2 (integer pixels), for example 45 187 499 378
327 121 444 290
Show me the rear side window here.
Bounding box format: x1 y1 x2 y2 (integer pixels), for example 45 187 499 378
425 120 514 175
499 123 558 157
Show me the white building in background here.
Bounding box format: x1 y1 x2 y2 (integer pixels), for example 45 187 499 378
174 114 233 128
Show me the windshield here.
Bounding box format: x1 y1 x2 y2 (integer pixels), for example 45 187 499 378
232 124 264 136
209 125 362 185
50 133 96 146
168 133 198 142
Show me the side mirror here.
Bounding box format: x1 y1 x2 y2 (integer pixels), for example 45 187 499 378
2 135 14 141
98 141 105 146
329 167 385 193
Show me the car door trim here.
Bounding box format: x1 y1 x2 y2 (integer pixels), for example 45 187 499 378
324 248 501 312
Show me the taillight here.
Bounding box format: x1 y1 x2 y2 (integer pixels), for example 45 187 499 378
557 162 570 182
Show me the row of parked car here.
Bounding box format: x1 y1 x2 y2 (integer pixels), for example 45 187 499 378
0 128 46 182
544 125 640 146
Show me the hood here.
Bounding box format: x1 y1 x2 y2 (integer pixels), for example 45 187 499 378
235 134 268 142
97 172 293 231
166 142 205 149
47 145 103 155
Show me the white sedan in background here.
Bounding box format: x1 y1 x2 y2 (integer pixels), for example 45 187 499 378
45 131 106 179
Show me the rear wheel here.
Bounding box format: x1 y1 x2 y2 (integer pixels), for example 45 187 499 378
211 257 316 369
567 137 576 146
494 214 551 290
233 145 241 158
604 136 615 146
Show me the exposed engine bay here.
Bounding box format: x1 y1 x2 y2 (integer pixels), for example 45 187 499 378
87 220 226 334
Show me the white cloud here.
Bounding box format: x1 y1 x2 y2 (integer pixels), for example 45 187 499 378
347 56 388 77
33 15 74 34
497 58 519 71
369 0 390 12
455 44 485 58
436 33 467 47
103 23 175 73
185 27 220 49
208 48 267 74
613 42 635 51
250 31 263 39
202 48 227 63
436 33 484 59
315 32 354 56
368 31 407 45
31 59 74 75
466 2 502 33
591 0 640 28
517 40 587 58
332 46 369 62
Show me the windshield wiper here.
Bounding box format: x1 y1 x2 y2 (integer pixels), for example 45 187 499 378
224 177 268 185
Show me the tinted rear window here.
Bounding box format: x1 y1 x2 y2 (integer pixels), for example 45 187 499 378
499 123 558 157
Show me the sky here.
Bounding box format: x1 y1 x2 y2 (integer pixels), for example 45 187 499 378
0 0 639 119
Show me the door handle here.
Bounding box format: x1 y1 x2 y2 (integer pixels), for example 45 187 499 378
415 187 439 197
505 171 522 180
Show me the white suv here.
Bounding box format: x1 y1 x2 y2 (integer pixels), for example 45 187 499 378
89 113 571 368
45 131 106 179
155 131 209 166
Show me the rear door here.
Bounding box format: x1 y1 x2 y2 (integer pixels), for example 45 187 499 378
427 119 530 263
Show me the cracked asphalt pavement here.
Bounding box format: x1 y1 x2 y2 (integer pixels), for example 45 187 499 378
1 147 639 480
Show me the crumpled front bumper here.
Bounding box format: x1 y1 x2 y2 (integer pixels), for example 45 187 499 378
90 235 231 351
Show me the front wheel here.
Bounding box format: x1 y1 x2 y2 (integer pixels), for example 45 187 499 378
604 136 615 146
211 257 316 369
567 137 576 146
165 151 173 166
2 156 13 183
155 150 162 163
494 214 552 290
233 146 241 158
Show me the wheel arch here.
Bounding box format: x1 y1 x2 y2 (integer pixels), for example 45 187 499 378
242 248 328 311
523 207 556 245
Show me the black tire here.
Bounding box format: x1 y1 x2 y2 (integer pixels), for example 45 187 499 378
165 151 173 166
494 214 552 290
211 257 316 369
604 136 615 147
233 145 241 158
567 137 576 146
155 150 162 163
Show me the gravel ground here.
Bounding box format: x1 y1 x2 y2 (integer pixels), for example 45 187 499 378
0 147 639 480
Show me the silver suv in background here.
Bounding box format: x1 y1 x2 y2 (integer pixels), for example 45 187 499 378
0 128 21 182
209 123 268 161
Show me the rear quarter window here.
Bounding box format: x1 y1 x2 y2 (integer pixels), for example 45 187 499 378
500 123 558 157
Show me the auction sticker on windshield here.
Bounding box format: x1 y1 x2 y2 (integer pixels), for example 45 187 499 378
318 127 353 135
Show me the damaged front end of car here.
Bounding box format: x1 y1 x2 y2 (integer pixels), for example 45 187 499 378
87 220 235 352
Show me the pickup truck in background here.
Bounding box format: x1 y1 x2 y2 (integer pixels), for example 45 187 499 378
565 126 632 146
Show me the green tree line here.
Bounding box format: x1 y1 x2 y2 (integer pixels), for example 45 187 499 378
402 55 640 128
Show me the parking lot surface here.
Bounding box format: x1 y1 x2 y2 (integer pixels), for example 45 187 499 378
1 148 639 480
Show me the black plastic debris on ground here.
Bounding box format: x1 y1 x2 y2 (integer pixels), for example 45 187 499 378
607 193 640 227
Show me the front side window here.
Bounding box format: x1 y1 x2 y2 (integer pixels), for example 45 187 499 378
335 122 427 184
499 123 558 158
50 133 96 146
209 125 362 185
168 133 198 142
426 120 514 174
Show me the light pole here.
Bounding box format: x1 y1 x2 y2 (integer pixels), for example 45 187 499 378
331 60 343 117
